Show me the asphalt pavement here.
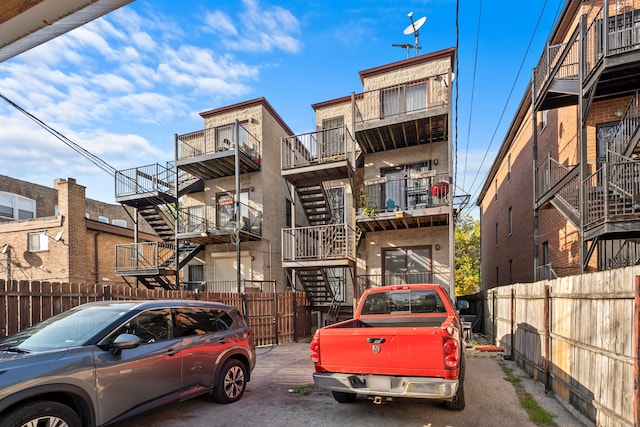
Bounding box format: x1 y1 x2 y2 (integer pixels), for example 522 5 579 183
116 340 587 427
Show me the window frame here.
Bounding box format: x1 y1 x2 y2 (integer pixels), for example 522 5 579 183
0 192 36 221
27 231 48 252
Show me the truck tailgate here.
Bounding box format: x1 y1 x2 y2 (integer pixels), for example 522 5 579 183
318 323 447 377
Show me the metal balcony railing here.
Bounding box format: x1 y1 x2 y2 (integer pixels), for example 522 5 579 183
115 241 176 273
177 202 262 236
177 122 261 164
353 73 450 126
358 172 450 214
281 125 355 169
535 2 640 102
115 163 175 199
282 223 355 262
585 159 640 228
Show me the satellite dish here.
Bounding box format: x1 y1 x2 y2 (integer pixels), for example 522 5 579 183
394 12 426 58
54 230 64 242
403 15 426 35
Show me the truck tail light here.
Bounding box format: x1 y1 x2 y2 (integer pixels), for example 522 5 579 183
310 331 320 363
443 338 459 369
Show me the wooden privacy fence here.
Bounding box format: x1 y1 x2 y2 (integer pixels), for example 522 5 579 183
470 266 639 427
0 280 311 347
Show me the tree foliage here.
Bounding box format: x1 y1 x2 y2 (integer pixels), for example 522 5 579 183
455 214 480 296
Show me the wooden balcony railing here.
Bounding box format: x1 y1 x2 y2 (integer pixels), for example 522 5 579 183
177 202 262 236
358 171 450 214
282 223 355 262
281 125 354 169
115 241 175 273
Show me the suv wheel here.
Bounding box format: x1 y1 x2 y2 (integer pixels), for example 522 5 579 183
214 359 247 404
1 401 81 427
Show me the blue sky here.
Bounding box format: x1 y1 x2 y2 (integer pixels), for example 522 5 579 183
0 0 565 212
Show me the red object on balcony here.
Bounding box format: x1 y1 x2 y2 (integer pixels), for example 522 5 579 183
431 181 449 197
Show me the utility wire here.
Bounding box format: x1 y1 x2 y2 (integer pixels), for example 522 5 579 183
463 0 551 205
0 91 117 177
461 0 482 190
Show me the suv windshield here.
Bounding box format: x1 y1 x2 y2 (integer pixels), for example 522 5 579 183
0 304 135 352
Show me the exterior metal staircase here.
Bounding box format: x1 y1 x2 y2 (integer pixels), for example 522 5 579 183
296 184 331 225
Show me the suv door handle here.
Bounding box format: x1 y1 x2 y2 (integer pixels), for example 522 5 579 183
165 348 178 356
366 337 386 344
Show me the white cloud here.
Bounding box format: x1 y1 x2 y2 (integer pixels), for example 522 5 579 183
0 2 302 201
203 0 302 54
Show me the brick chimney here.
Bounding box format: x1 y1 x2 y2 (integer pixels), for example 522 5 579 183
54 178 87 283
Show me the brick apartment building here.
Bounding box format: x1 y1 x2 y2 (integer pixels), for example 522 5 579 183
0 175 157 284
478 0 640 289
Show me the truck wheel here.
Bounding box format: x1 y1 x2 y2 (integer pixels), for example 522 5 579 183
331 391 357 403
214 359 247 404
444 380 465 410
1 400 82 427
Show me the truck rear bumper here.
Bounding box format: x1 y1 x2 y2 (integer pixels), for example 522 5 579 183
313 372 458 400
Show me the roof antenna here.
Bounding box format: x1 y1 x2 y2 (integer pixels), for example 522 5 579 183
393 11 426 58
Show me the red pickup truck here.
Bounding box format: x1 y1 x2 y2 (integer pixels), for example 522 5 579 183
310 284 468 410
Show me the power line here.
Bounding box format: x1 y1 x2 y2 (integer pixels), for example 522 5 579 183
0 91 118 177
462 0 553 207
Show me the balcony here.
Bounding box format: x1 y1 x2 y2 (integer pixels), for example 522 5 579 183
115 163 204 208
356 172 451 231
281 125 355 187
584 155 640 240
176 201 262 244
282 223 355 267
115 241 177 275
354 74 450 154
534 1 640 111
176 122 261 180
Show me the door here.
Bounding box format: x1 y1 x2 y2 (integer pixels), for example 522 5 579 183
94 308 181 423
175 307 235 397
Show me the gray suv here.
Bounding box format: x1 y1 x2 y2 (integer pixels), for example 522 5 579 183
0 300 255 427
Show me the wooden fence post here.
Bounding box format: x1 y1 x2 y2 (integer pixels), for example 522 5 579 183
510 288 515 360
544 284 551 392
492 290 497 345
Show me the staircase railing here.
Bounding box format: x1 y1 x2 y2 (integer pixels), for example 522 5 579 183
607 90 640 158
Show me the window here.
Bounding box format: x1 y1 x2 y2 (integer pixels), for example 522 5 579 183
382 246 432 285
98 216 108 223
175 307 234 337
188 264 204 284
216 123 249 151
112 219 127 228
494 179 498 201
495 223 499 246
508 207 513 236
507 154 512 183
381 81 428 118
321 116 344 157
28 232 48 252
0 192 35 220
111 309 172 345
539 110 548 132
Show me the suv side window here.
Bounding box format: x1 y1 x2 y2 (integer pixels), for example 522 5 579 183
112 308 172 344
175 308 234 337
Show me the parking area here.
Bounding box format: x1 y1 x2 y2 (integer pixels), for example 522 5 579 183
116 342 584 427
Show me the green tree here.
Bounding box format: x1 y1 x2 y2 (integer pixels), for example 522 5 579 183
455 214 480 296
